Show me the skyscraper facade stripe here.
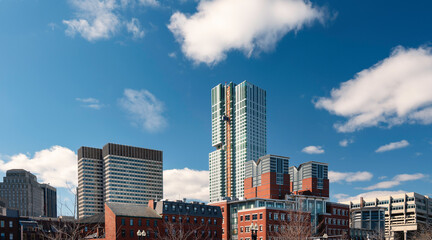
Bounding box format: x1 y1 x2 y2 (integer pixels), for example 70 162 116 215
210 81 267 202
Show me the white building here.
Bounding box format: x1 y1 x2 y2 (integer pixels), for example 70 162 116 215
209 81 267 202
342 192 432 240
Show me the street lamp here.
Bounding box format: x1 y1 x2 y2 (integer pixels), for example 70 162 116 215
323 233 328 239
250 223 258 240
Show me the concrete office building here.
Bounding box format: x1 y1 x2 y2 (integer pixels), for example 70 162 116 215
210 81 267 202
289 161 329 198
0 169 47 217
78 143 163 219
40 184 57 217
343 192 432 240
78 147 104 219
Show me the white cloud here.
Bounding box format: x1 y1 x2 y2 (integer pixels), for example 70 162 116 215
315 46 432 132
126 18 145 39
339 139 353 147
329 171 373 183
168 0 325 65
119 89 167 132
375 140 409 153
0 146 78 189
363 173 427 190
168 52 177 58
164 168 209 202
63 0 120 41
302 145 324 154
138 0 159 7
64 0 156 41
76 97 104 109
335 190 406 203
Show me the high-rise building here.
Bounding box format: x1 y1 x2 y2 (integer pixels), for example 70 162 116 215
0 169 44 217
78 147 104 219
209 81 267 202
40 184 57 217
244 155 290 200
78 143 163 219
289 161 329 198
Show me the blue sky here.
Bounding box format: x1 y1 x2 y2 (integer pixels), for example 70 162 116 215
1 0 432 215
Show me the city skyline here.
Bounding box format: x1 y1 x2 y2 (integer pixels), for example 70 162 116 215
0 0 432 217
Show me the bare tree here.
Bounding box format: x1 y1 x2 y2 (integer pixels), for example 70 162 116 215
413 224 432 240
158 216 211 240
274 210 313 240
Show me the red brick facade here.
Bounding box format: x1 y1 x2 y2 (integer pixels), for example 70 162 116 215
208 201 229 240
319 202 350 238
244 172 290 200
290 178 330 198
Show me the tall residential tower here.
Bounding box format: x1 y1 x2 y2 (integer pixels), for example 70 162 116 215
78 143 163 219
209 81 267 202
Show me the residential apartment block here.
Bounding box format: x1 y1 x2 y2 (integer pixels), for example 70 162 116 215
210 81 267 202
343 192 432 240
244 155 290 200
289 161 329 198
78 143 163 219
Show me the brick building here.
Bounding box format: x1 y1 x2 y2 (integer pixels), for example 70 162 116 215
289 161 329 198
87 202 162 240
318 202 350 239
151 199 223 239
244 155 290 200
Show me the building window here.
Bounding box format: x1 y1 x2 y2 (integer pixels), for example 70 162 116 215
121 219 125 226
1 221 4 227
121 230 125 237
9 234 12 240
138 219 142 226
130 230 134 237
8 222 12 228
252 214 257 220
194 218 197 223
130 219 133 226
146 220 150 226
154 220 158 227
260 213 263 219
245 215 250 221
165 216 168 222
201 218 204 224
269 213 272 220
240 215 243 221
172 216 176 222
214 219 217 225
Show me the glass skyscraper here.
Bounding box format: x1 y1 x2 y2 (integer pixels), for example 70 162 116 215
209 81 267 202
78 143 163 219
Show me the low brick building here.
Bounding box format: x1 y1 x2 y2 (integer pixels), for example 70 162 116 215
89 202 162 240
318 202 350 239
151 199 223 239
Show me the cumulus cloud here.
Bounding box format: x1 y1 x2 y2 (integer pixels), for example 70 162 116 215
339 139 354 147
168 0 325 65
119 89 167 132
375 140 409 153
302 145 324 154
329 171 373 183
126 18 145 39
164 168 209 202
0 146 77 189
63 0 120 41
64 0 156 41
76 97 104 109
315 46 432 132
335 190 406 203
363 173 427 190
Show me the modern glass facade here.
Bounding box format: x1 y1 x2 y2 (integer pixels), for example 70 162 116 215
209 81 267 202
289 161 328 192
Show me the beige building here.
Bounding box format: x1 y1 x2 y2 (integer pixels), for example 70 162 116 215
343 192 432 240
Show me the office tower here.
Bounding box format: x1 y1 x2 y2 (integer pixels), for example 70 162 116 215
78 147 104 219
244 155 290 200
209 81 267 202
289 161 329 198
40 184 57 217
0 169 43 217
77 143 163 219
